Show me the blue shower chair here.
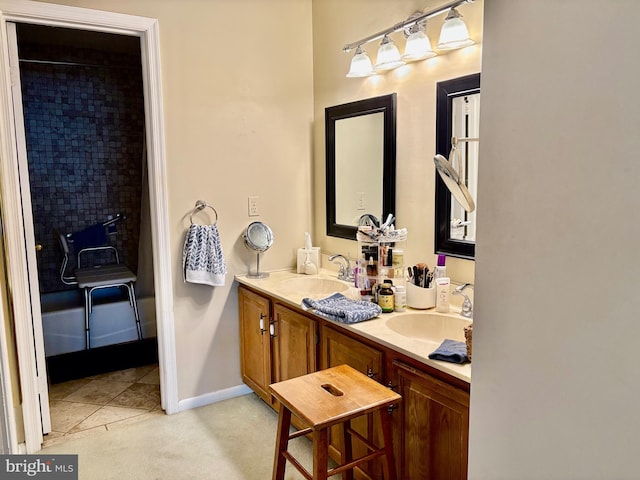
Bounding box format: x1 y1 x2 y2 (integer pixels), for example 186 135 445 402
58 231 143 349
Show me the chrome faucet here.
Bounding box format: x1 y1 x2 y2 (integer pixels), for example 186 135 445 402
453 283 473 318
328 254 353 282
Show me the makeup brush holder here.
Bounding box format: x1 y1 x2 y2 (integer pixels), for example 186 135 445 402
406 283 436 309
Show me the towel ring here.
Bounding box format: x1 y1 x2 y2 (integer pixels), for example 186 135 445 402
190 200 218 225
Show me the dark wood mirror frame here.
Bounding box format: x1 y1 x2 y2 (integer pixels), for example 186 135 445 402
435 73 480 259
325 93 397 240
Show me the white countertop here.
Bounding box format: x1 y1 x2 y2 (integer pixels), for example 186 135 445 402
235 269 471 384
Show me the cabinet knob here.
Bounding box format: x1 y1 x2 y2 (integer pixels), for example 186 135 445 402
387 381 398 391
367 367 378 379
387 404 398 415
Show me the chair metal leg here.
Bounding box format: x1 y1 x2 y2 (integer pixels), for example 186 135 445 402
127 282 143 340
84 288 91 349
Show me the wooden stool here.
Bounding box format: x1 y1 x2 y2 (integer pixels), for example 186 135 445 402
269 364 401 480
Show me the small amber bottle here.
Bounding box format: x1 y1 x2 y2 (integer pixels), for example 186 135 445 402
378 280 395 313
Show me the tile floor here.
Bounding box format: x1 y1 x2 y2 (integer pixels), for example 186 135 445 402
44 364 163 447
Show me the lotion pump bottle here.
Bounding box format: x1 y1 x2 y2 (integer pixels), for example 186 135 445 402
433 254 447 281
435 277 451 313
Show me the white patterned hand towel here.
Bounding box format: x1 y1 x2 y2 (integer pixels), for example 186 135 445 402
183 224 227 286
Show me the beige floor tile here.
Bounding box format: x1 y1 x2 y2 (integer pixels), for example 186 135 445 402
49 400 101 433
69 405 148 433
64 379 132 405
88 364 157 383
109 383 160 410
48 378 92 400
137 366 160 385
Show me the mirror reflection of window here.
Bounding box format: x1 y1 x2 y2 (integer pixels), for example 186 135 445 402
450 92 480 242
335 113 384 226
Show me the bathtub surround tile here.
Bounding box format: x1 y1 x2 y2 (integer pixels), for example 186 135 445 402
64 379 132 405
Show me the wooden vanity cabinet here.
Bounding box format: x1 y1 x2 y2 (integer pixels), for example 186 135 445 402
390 360 469 480
238 285 317 406
239 286 272 404
238 283 470 480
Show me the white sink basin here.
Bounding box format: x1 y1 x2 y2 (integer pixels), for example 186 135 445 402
386 313 470 342
276 277 349 297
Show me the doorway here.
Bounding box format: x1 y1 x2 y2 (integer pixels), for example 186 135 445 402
14 23 160 442
0 1 177 454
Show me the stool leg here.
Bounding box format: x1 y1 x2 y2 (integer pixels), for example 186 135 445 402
341 420 354 480
313 427 329 480
380 409 397 480
273 404 291 480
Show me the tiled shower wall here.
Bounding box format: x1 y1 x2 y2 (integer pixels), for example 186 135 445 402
18 38 145 293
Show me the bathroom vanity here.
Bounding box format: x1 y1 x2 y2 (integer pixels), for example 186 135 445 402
237 270 470 480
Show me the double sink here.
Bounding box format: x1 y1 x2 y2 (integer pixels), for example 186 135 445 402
239 271 472 382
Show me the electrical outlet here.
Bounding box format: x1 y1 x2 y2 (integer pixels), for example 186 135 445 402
357 192 366 210
248 196 259 216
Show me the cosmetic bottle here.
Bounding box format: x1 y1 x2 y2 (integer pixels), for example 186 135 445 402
435 277 451 313
378 280 395 313
433 254 447 280
394 285 406 312
366 256 377 277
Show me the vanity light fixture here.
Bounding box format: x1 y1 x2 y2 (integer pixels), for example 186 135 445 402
375 35 405 72
346 46 375 77
436 7 475 50
343 0 474 77
402 23 437 62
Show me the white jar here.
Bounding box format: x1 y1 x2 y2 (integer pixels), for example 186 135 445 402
394 285 406 312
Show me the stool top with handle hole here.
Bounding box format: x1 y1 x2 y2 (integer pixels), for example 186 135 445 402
269 364 401 430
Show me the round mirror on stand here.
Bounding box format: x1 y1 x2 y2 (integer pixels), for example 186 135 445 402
434 137 476 213
243 221 274 278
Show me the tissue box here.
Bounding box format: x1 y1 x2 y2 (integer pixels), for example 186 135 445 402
297 247 320 274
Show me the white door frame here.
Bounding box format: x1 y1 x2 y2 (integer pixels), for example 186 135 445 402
0 0 177 453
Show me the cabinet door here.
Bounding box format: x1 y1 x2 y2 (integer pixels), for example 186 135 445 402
391 361 469 480
321 326 385 480
238 286 272 404
272 303 317 383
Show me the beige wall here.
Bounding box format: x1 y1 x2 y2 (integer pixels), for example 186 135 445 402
312 0 482 284
21 0 482 405
470 1 640 477
34 0 314 401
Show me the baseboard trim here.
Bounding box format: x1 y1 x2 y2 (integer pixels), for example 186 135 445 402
176 384 253 412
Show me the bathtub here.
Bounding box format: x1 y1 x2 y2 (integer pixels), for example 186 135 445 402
40 289 157 357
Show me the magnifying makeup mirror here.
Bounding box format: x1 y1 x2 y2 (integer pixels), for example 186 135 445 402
434 136 476 213
243 221 274 278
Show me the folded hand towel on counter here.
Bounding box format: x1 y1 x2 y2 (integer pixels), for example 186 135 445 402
301 293 381 324
428 339 469 364
182 223 227 286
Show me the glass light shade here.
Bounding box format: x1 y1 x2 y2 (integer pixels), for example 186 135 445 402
346 47 375 78
401 30 436 62
374 35 405 72
437 8 475 50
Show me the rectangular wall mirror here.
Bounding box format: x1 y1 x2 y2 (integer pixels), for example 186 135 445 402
325 93 396 240
435 73 480 259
